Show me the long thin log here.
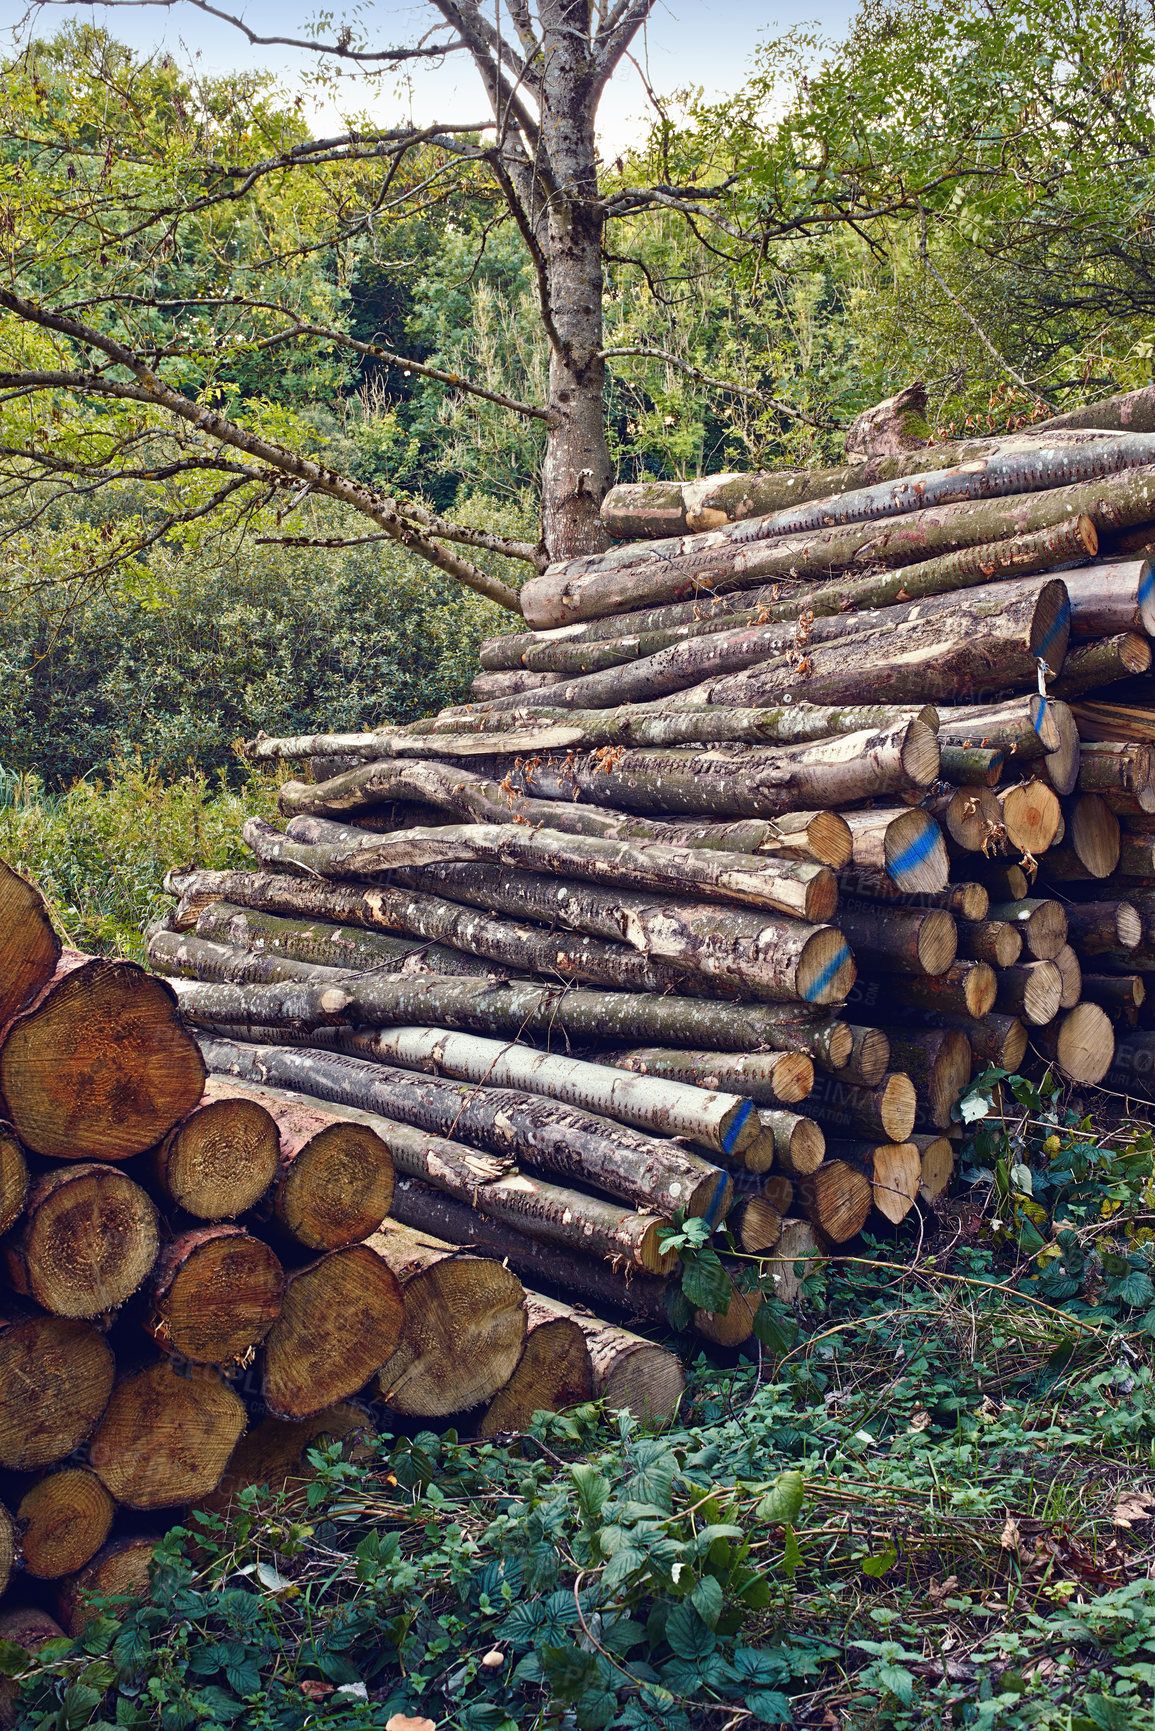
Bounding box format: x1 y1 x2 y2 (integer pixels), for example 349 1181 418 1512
341 1024 760 1159
197 1036 716 1247
195 900 495 979
164 869 739 1000
876 1028 972 1130
597 428 1144 539
958 918 1022 968
258 810 840 923
153 910 854 1059
535 587 1071 712
490 726 940 821
384 860 855 1004
387 1175 672 1327
1081 973 1146 1024
895 1007 1027 1070
602 1046 819 1114
399 701 940 753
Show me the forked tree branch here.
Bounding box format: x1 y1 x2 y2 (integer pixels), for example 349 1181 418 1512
0 289 528 611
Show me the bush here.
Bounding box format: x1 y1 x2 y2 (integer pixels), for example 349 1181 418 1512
0 539 510 790
0 760 284 959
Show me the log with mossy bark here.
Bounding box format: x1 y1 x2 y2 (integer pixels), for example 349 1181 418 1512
400 701 939 761
487 724 940 822
333 1023 761 1159
383 859 855 1004
147 1226 284 1366
256 810 841 923
5 1164 159 1319
1062 901 1142 956
1052 633 1153 699
939 745 1004 785
876 960 998 1020
1081 973 1146 1024
987 898 1069 960
268 751 859 867
833 904 957 977
521 446 1145 628
600 1046 817 1115
368 1221 528 1419
597 426 1143 538
0 954 206 1163
627 588 1071 712
958 918 1022 968
1077 741 1155 799
153 924 855 1060
0 1311 115 1472
197 1034 723 1241
801 1071 917 1142
195 900 490 979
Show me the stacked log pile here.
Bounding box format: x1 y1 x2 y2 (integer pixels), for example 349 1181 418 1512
0 859 685 1636
152 397 1155 1325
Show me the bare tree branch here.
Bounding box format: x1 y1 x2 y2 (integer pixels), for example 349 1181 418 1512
0 290 527 611
26 0 468 64
600 343 835 426
921 253 1055 411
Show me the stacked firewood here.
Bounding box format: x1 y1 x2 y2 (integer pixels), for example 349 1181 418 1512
0 860 683 1637
153 393 1155 1320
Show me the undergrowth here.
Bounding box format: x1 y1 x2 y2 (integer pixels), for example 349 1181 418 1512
10 1076 1155 1729
0 760 284 960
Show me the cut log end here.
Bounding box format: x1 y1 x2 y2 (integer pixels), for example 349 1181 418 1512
89 1360 247 1509
263 1244 405 1420
869 1143 922 1225
57 1538 158 1636
17 1469 116 1579
9 1165 159 1319
735 1195 784 1252
275 1120 396 1252
797 927 856 1005
151 1227 284 1365
885 810 949 894
915 1135 955 1204
999 781 1062 855
1 959 206 1161
0 858 61 1028
0 1128 28 1237
916 908 960 975
1048 1002 1116 1085
798 1159 872 1242
801 810 854 869
157 1093 280 1219
374 1232 527 1417
478 1317 594 1436
902 717 942 785
1071 794 1122 878
0 1314 115 1472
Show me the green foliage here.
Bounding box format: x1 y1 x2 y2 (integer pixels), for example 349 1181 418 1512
0 760 282 959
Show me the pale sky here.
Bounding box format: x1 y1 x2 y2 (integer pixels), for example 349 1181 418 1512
8 0 860 150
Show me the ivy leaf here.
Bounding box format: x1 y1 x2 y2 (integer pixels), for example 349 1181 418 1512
664 1601 716 1661
752 1299 799 1355
1117 1271 1155 1308
690 1575 724 1629
755 1470 804 1527
878 1663 914 1703
745 1689 794 1725
570 1464 611 1526
861 1543 898 1579
681 1248 732 1315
